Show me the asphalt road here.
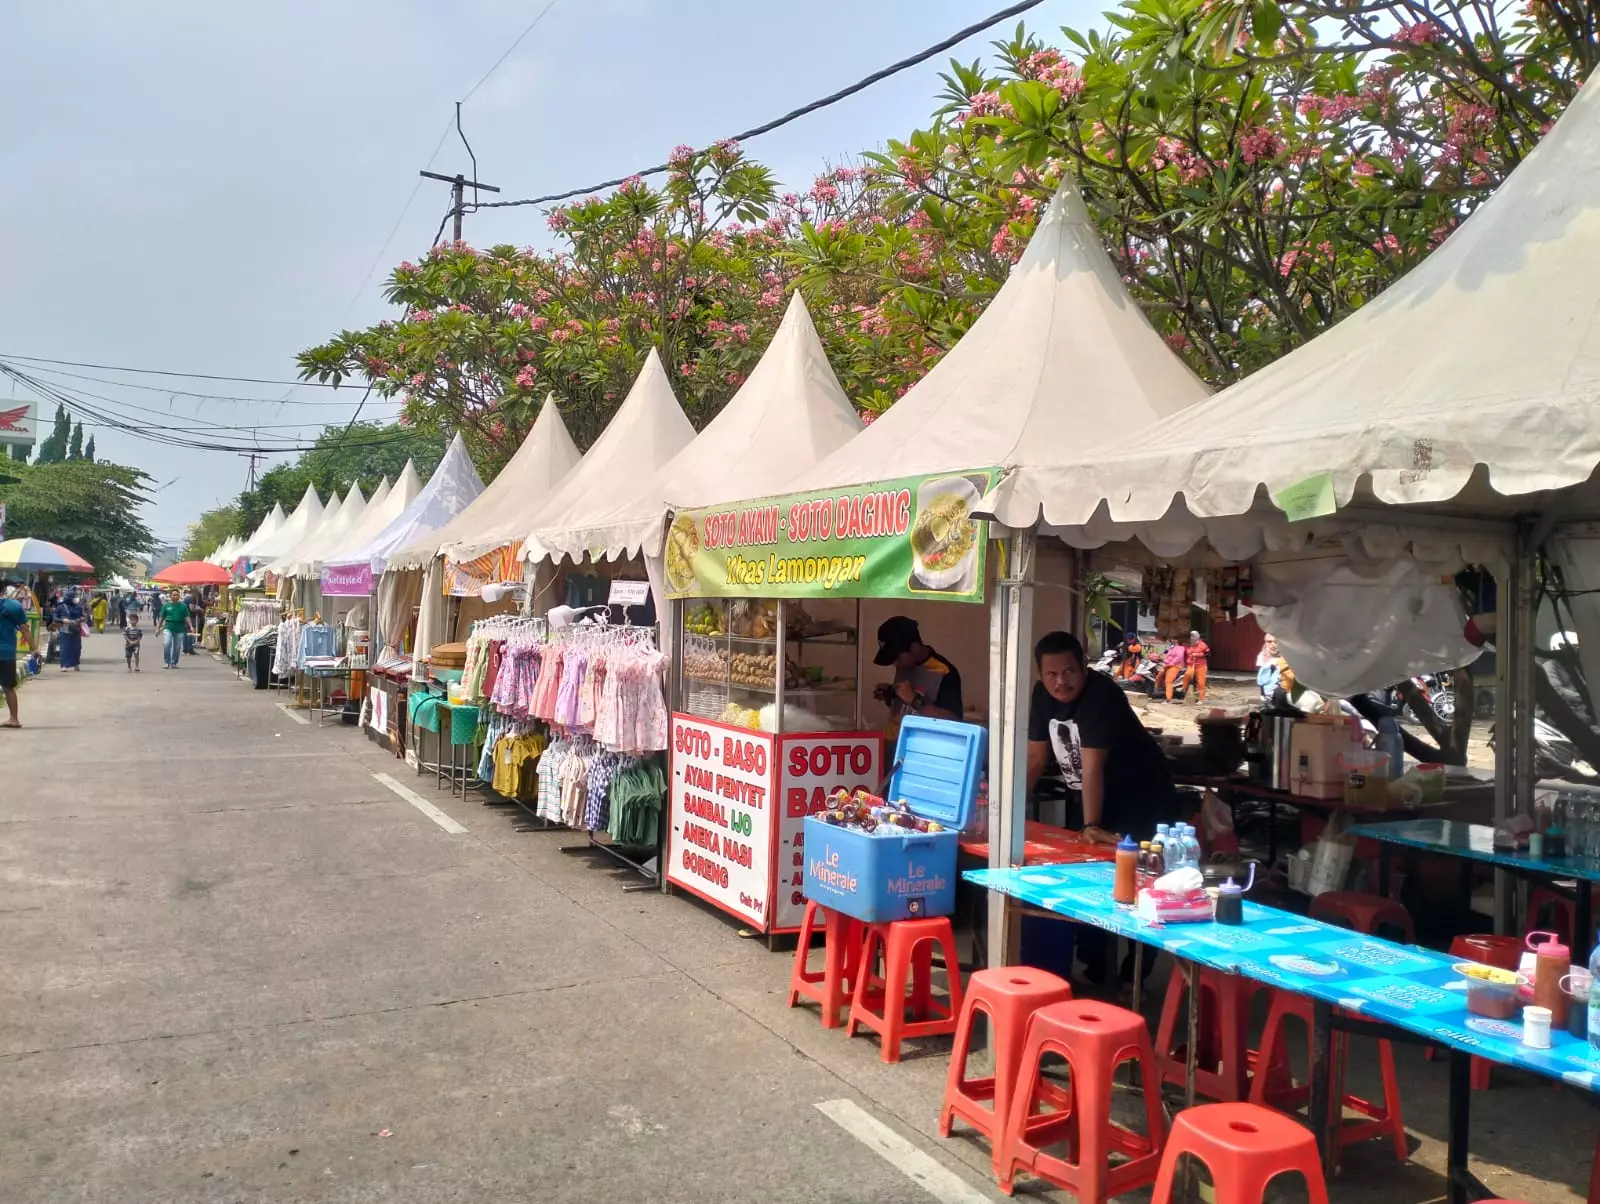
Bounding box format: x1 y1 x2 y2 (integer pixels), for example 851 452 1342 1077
0 639 1589 1202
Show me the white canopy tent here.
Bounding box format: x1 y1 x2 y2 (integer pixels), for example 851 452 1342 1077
547 293 862 567
272 487 355 581
279 483 371 579
355 435 484 576
246 486 323 568
233 503 286 564
521 348 696 601
986 72 1600 538
787 182 1211 498
389 395 580 572
321 464 419 575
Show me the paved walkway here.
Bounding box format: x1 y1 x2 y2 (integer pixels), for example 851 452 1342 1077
0 640 1588 1202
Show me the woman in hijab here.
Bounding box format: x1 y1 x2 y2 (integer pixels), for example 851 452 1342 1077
55 589 86 672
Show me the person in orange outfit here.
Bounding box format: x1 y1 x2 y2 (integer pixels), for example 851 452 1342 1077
1117 631 1143 680
1182 629 1210 703
1159 641 1186 701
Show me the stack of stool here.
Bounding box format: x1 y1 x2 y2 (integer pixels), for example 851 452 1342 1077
786 900 868 1030
995 1000 1167 1199
939 966 1074 1177
848 916 963 1062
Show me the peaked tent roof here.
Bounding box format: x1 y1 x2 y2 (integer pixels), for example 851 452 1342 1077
273 488 348 576
524 348 696 563
249 486 324 562
324 465 419 568
235 503 286 559
555 293 862 562
786 181 1210 524
1016 72 1600 529
282 483 370 577
390 395 581 570
353 435 485 573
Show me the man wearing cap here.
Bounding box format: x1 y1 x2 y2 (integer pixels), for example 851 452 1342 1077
871 615 963 740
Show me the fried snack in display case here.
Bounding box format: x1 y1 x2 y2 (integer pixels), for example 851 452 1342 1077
676 598 861 731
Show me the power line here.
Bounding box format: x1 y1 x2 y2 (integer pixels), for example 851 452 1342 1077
0 365 423 456
11 362 402 407
0 352 347 388
472 0 1046 212
460 0 563 104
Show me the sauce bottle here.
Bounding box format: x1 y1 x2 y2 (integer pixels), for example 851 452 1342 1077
1215 878 1244 925
1529 931 1572 1029
1114 835 1139 905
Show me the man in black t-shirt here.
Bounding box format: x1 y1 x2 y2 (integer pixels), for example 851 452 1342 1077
1026 630 1177 844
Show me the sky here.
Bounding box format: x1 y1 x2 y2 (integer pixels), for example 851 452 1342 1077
0 0 1097 544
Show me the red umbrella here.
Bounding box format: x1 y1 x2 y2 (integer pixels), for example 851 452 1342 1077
152 560 232 586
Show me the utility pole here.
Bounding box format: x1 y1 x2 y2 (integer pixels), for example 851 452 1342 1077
420 170 501 243
244 450 262 492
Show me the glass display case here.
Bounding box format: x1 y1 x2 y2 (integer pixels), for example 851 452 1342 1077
678 597 862 732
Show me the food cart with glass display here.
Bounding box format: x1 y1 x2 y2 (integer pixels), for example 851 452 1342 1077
662 469 997 936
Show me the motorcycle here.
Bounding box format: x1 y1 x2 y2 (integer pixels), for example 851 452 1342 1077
1488 715 1597 782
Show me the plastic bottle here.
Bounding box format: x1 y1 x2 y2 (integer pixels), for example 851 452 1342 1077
1529 931 1572 1029
1376 717 1404 780
1215 878 1244 924
1114 835 1140 905
1177 824 1199 870
1150 838 1166 875
1589 941 1600 1053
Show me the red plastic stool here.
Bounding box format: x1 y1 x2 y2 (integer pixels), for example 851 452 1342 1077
1525 883 1600 946
1310 891 1416 943
1429 935 1524 1088
786 901 867 1030
1151 1102 1329 1204
939 966 1073 1177
848 916 963 1062
1249 989 1407 1167
997 1000 1167 1200
1154 968 1272 1102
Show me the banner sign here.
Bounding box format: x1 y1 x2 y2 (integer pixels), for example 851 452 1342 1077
667 715 774 928
322 562 374 596
664 468 998 604
0 401 36 448
772 732 883 930
666 714 884 933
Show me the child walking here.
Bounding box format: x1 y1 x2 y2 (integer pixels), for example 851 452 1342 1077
124 611 143 673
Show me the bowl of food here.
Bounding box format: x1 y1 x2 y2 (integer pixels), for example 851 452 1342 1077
1454 961 1525 1019
664 514 701 595
910 476 981 592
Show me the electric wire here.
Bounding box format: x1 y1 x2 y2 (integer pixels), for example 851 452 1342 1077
471 0 1046 212
0 352 346 389
0 365 422 456
7 362 400 408
459 0 563 104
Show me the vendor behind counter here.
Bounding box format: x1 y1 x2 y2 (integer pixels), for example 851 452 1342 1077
1026 630 1180 844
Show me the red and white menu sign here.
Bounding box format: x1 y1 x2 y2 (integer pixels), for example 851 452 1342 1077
667 715 775 928
772 733 883 930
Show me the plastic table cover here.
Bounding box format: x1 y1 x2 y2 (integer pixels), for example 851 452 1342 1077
965 862 1600 1091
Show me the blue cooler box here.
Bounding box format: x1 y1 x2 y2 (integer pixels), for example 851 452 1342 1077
803 717 987 922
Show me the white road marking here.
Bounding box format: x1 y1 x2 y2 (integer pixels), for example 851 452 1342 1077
815 1099 996 1204
372 773 468 834
275 703 311 726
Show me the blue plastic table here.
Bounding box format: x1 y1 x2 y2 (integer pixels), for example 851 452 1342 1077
968 862 1600 1204
1350 817 1600 947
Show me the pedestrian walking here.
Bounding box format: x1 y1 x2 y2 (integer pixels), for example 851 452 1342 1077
0 584 26 727
123 610 143 672
54 589 85 672
90 593 107 633
158 589 193 669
